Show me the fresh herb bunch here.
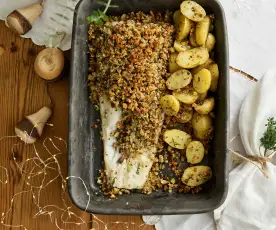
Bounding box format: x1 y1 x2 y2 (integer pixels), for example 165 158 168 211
260 117 276 153
86 0 118 25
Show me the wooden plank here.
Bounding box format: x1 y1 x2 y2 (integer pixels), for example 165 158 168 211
92 215 155 230
0 21 91 230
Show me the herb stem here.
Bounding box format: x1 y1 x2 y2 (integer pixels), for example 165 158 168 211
103 0 112 14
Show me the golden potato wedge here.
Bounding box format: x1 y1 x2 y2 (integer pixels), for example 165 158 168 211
191 58 214 75
189 23 198 47
174 40 191 53
180 1 206 22
197 91 208 101
206 63 219 92
175 104 193 123
177 14 192 41
195 16 210 45
166 69 192 90
173 10 181 26
163 129 192 149
186 141 205 164
181 166 212 186
193 68 212 93
160 95 180 116
173 86 198 104
205 33 216 51
169 53 182 73
193 97 215 114
176 47 209 69
192 113 212 134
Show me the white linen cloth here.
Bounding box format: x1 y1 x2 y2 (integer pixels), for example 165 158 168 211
147 71 276 230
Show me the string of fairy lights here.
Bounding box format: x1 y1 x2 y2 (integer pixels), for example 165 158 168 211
0 129 150 230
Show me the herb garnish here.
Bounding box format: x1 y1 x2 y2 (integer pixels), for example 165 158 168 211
86 0 118 25
260 117 276 153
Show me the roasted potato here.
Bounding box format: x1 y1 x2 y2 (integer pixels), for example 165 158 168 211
206 63 219 92
195 16 210 45
192 113 212 140
174 40 191 53
205 33 216 51
191 58 214 75
173 86 198 104
176 47 209 69
181 166 212 186
186 141 205 164
169 53 182 73
193 68 212 93
166 69 192 90
197 91 208 101
163 129 192 149
177 14 192 41
175 104 193 123
180 1 206 22
160 95 180 116
193 97 215 114
173 10 181 25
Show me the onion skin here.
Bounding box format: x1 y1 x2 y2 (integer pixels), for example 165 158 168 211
34 48 65 81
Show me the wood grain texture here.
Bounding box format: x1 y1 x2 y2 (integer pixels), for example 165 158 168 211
0 21 155 230
0 21 90 230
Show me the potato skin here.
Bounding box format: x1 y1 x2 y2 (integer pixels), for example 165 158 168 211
173 86 198 104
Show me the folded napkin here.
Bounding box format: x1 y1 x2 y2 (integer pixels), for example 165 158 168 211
145 70 276 230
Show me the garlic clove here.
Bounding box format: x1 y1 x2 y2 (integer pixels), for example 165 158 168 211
15 107 52 144
6 3 43 35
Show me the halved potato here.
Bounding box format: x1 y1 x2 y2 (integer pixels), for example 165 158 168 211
163 129 192 149
173 10 181 26
195 16 210 45
160 95 180 116
192 113 212 133
181 166 212 186
186 141 205 164
177 14 192 41
206 63 219 92
191 58 214 75
166 69 192 90
176 47 209 69
180 1 206 22
173 86 198 104
193 97 215 114
189 23 198 47
169 53 182 73
193 68 211 93
197 91 208 101
174 40 191 53
205 33 216 51
175 105 193 123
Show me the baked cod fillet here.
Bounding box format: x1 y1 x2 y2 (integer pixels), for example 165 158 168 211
88 12 174 190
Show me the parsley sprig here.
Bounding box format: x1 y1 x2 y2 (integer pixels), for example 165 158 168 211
260 117 276 153
86 0 118 25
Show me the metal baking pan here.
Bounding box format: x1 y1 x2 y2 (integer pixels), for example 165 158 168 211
68 0 229 215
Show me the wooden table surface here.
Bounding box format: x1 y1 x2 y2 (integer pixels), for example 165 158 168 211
0 21 154 230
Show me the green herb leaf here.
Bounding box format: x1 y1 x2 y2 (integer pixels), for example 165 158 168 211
260 117 276 152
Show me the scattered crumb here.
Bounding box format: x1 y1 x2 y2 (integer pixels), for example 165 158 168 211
10 42 17 53
0 45 5 57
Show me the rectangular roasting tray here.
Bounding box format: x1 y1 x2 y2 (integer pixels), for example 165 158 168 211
68 0 229 215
